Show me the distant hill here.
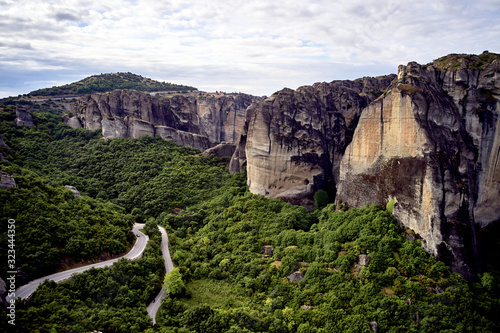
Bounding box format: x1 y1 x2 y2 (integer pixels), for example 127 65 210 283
28 72 197 96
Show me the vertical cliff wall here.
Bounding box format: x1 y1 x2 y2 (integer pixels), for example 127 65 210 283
233 76 395 208
66 90 259 151
236 52 499 277
337 54 500 277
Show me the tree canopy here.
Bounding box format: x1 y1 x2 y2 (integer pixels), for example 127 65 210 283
0 102 498 332
27 72 197 96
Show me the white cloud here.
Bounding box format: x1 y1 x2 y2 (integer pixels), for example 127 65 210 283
0 0 499 97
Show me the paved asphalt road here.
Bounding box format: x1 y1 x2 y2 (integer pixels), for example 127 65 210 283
7 223 148 302
146 226 174 325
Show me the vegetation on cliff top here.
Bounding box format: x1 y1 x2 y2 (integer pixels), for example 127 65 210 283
27 72 197 96
429 51 500 70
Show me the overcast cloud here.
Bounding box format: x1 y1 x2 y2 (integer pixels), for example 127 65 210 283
0 0 499 97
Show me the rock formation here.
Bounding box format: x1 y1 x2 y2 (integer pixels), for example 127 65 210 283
337 53 500 277
0 134 10 149
202 142 236 158
232 76 395 208
15 106 34 127
64 185 81 198
236 52 500 277
0 171 17 189
66 90 260 151
0 278 7 307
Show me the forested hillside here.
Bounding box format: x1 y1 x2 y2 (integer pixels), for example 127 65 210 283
27 72 196 96
0 104 499 332
0 104 230 221
158 194 498 332
0 164 134 280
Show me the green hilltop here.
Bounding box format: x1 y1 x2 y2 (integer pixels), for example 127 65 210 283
28 72 197 96
427 51 500 70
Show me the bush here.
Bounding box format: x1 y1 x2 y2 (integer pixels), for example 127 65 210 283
313 189 329 209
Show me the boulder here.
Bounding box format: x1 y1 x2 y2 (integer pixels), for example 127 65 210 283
287 271 305 282
0 172 16 189
358 254 371 266
262 245 274 256
202 142 236 158
64 185 81 198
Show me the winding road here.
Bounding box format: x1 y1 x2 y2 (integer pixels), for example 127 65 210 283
7 223 149 302
7 223 173 325
146 226 174 325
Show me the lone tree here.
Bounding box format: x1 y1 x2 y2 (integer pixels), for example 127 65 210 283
163 267 185 296
313 189 329 209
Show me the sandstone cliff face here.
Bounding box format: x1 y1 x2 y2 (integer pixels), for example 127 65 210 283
15 106 34 127
237 52 499 277
337 54 500 277
67 90 259 150
236 76 395 208
202 142 236 158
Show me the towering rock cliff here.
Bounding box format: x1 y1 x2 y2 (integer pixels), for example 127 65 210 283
231 76 395 208
66 90 259 151
236 52 499 276
337 53 500 277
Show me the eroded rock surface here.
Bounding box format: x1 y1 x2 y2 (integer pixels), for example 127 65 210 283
337 53 500 277
0 134 10 149
237 52 500 277
236 76 395 208
15 106 34 127
202 142 236 158
67 90 259 150
64 185 81 198
0 171 17 189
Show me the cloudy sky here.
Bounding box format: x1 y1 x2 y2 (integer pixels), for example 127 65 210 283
0 0 499 97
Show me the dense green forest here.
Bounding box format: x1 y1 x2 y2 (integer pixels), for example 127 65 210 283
157 193 498 332
0 164 134 280
0 103 499 332
13 224 165 332
26 72 197 96
0 104 230 221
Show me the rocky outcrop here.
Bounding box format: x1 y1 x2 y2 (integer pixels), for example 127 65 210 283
337 53 500 277
64 185 81 198
67 90 259 150
0 134 9 149
287 271 305 282
0 171 17 189
0 134 11 160
15 106 34 127
358 254 371 266
235 76 395 208
229 101 259 173
202 142 236 158
237 52 499 277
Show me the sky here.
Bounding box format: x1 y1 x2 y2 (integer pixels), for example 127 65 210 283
0 0 499 98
